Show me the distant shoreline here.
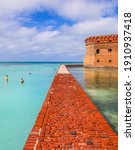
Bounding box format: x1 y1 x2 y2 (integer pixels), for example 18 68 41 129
0 62 83 64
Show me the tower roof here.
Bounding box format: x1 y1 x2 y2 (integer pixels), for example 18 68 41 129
85 34 118 45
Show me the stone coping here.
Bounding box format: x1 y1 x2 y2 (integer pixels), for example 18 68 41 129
57 64 70 74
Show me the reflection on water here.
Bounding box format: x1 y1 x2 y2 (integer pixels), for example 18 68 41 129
68 67 118 133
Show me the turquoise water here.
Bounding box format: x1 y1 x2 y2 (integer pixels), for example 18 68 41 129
0 63 117 150
0 63 63 150
68 67 118 133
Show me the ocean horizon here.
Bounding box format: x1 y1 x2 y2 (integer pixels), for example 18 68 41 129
0 61 83 63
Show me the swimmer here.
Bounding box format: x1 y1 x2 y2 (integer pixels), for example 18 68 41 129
4 74 8 82
20 78 24 84
29 73 31 75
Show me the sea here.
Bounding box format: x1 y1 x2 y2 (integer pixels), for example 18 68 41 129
0 62 118 150
68 67 118 133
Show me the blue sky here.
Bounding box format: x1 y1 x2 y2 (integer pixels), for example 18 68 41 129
0 0 118 62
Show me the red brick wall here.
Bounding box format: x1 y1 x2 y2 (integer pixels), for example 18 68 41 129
84 34 118 68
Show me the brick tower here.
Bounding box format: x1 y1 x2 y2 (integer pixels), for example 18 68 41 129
84 34 118 68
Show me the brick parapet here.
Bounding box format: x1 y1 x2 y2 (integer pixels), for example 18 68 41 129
24 65 118 150
85 34 118 46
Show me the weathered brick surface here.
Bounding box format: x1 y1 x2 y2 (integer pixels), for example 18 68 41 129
84 34 118 68
24 73 118 150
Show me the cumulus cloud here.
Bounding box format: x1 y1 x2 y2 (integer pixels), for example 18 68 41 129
0 0 40 15
0 0 118 61
60 17 117 36
43 0 117 20
0 0 117 20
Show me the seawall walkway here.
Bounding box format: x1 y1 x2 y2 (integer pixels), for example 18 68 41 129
24 65 118 150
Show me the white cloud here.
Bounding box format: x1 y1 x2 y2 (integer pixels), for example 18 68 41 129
0 0 40 15
0 0 118 61
62 17 118 35
34 31 59 42
0 17 117 55
0 0 117 20
44 0 117 20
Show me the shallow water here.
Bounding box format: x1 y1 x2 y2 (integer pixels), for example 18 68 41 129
0 63 117 150
69 67 118 133
0 63 62 150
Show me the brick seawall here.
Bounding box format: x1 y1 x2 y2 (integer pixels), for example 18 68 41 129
24 65 118 150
